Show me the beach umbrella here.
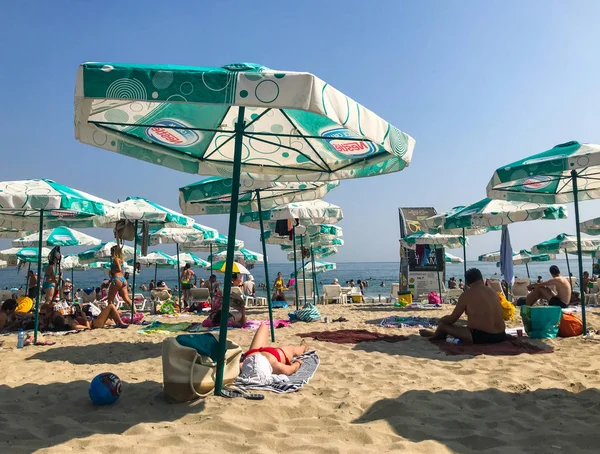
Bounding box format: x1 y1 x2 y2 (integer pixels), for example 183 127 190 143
79 242 137 264
74 61 415 395
531 233 600 279
177 252 210 268
0 179 118 342
146 224 218 246
0 247 51 265
0 228 27 239
581 217 600 236
208 248 263 265
445 252 463 263
12 227 102 247
500 226 515 286
481 249 555 278
208 260 251 275
180 177 340 342
486 141 600 331
0 260 7 269
291 260 336 277
264 231 344 247
286 246 338 262
179 177 340 215
181 233 244 269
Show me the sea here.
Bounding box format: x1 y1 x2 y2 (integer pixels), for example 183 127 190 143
2 258 591 298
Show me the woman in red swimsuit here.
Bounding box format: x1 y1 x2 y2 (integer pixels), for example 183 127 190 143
244 324 309 375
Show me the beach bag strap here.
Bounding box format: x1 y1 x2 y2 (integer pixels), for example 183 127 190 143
189 352 218 398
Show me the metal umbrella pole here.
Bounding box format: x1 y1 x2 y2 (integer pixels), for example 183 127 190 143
572 170 587 332
564 249 572 279
176 243 182 311
525 262 530 279
300 235 307 305
154 263 158 284
256 189 275 342
215 107 245 396
292 226 299 310
33 209 44 343
310 246 317 304
462 228 467 284
436 248 443 303
130 220 139 324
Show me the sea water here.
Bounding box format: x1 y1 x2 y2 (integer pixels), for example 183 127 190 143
0 258 590 299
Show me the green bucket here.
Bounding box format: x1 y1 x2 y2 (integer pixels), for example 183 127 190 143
520 306 562 339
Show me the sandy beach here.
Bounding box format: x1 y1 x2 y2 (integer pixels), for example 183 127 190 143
2 303 600 454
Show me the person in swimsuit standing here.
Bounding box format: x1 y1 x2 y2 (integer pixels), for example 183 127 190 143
42 258 59 306
273 272 285 300
525 265 571 308
27 270 38 299
419 268 506 344
107 245 134 312
180 263 196 308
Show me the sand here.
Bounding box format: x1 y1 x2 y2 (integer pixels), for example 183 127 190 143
2 303 600 454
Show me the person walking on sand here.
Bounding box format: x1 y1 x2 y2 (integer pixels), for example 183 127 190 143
419 268 506 344
524 265 571 308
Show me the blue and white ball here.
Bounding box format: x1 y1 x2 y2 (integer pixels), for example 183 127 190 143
89 372 122 405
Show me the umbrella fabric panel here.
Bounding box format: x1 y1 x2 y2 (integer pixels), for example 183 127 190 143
239 200 343 228
13 227 102 247
177 252 209 268
180 234 243 252
531 233 600 255
78 242 137 264
115 197 195 227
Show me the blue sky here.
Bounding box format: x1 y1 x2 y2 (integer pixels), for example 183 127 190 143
1 0 600 262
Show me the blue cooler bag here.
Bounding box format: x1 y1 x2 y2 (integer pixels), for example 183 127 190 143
520 306 562 339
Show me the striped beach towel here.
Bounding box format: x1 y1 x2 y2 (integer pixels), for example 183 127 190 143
234 351 320 394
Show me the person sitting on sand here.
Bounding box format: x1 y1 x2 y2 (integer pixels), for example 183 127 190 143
0 299 17 331
524 265 571 308
241 323 309 377
420 268 506 344
207 292 246 327
53 303 128 330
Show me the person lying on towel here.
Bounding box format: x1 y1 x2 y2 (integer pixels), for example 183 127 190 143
238 324 310 386
420 268 506 344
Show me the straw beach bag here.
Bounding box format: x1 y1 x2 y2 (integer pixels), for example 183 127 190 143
162 333 242 403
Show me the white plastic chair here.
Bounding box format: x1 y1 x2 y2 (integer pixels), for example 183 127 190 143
296 279 314 304
388 283 400 303
190 287 210 304
134 293 151 312
322 285 345 304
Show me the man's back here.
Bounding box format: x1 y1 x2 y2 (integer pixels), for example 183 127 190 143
243 281 255 295
462 284 505 333
552 275 571 304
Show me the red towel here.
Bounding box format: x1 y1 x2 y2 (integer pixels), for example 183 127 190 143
298 329 408 344
433 337 553 356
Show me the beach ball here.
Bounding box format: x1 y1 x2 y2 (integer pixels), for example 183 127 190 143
89 372 122 405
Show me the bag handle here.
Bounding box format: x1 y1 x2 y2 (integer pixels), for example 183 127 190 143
189 352 217 398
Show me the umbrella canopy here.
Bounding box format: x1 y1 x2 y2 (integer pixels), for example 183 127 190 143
286 246 337 261
422 207 493 235
12 227 102 247
115 197 195 227
580 217 600 236
445 252 463 263
0 179 118 230
79 242 137 264
146 223 218 246
208 248 263 265
177 252 209 268
0 247 51 264
208 260 251 275
480 249 555 264
179 177 340 215
61 255 87 271
401 231 467 249
180 234 243 252
239 200 343 228
291 260 336 278
130 250 177 268
0 260 7 269
0 228 27 239
263 230 343 247
434 198 567 230
531 233 600 255
75 62 415 182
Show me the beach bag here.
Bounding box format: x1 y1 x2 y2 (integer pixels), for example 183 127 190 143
296 303 321 322
428 292 441 305
558 313 583 337
162 333 242 403
520 306 562 339
114 220 136 242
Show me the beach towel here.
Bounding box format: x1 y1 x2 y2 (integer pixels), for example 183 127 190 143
298 329 408 344
432 337 553 356
380 316 439 329
234 351 320 393
137 321 193 334
242 319 290 330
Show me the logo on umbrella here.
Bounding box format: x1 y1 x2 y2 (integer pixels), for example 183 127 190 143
146 119 201 147
522 175 553 191
322 128 377 159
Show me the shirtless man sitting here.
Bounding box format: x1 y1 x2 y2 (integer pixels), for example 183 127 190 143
420 268 506 344
524 265 571 308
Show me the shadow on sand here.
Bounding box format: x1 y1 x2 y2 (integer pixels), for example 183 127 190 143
27 341 162 365
353 388 600 453
0 380 205 453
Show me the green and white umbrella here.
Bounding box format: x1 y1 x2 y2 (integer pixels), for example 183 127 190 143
208 248 263 265
286 246 338 262
531 233 600 279
12 227 101 247
291 260 336 278
78 242 137 264
0 247 51 265
0 260 7 269
75 61 416 395
179 177 340 215
401 231 466 249
580 217 600 236
239 200 343 228
115 197 195 227
129 250 177 283
61 255 87 271
177 252 210 268
480 249 554 278
264 230 343 247
147 224 218 246
0 228 27 239
445 252 463 264
486 141 600 331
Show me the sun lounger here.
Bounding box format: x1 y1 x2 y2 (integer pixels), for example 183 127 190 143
322 285 346 304
296 279 314 304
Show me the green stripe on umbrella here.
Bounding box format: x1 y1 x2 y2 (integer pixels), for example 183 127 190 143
401 231 466 249
0 247 51 264
445 252 463 263
116 197 194 227
291 260 336 278
208 248 263 265
181 234 243 252
13 227 102 247
239 200 343 228
177 252 209 268
78 242 138 264
128 250 177 267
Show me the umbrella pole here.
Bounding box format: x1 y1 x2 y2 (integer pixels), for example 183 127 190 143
33 209 44 344
436 249 443 303
71 268 74 294
564 249 572 279
215 106 245 396
572 170 587 332
131 220 138 324
256 189 275 342
154 263 157 284
293 226 299 310
26 262 31 294
210 243 213 273
310 246 317 305
525 262 530 279
462 228 467 286
300 236 307 305
176 244 182 312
